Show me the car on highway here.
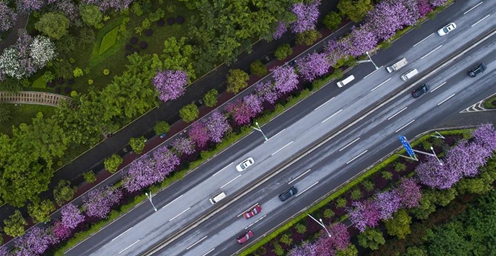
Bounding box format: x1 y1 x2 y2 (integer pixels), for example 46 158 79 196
279 186 298 202
411 84 429 98
468 63 486 77
437 22 456 36
243 205 262 219
236 157 254 172
236 230 253 244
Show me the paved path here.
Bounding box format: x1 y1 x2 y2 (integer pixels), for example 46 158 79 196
0 91 70 106
0 13 28 53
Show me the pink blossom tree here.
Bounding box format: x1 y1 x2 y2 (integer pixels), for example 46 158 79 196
290 0 321 34
290 241 318 256
272 65 299 94
206 111 230 143
83 186 122 218
255 80 279 104
243 94 263 116
61 204 85 230
0 2 17 32
188 121 209 147
52 221 72 241
273 21 288 40
153 70 188 103
297 52 331 81
348 200 381 232
417 0 433 17
172 137 195 155
154 146 180 177
416 156 461 189
473 123 496 152
396 177 422 208
430 0 448 7
313 223 351 255
226 99 253 126
375 191 402 220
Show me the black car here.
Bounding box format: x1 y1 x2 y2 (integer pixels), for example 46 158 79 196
279 186 298 202
468 63 486 77
411 84 429 98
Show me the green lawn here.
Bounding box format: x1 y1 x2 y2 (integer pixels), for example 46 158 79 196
0 104 57 136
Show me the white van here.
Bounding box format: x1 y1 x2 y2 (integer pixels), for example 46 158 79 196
209 192 226 204
401 69 418 81
337 75 355 88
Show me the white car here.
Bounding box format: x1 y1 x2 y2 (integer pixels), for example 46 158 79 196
437 22 456 36
236 157 254 172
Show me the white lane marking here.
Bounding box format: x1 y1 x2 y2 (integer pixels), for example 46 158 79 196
295 181 319 197
431 81 446 92
162 195 183 209
212 162 233 177
346 150 368 165
421 45 443 59
363 67 383 79
119 240 140 254
220 174 241 189
464 1 483 15
322 109 343 123
202 248 215 256
271 141 293 156
245 214 266 229
339 137 360 152
289 169 312 184
387 107 408 120
112 228 132 241
169 207 191 222
471 14 490 27
437 93 456 106
371 78 391 92
314 97 336 111
186 236 208 250
271 129 286 140
413 33 434 47
395 119 416 133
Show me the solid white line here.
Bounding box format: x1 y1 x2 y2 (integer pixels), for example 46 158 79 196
430 81 446 92
202 248 215 256
271 141 293 156
169 207 191 222
322 109 343 123
387 107 407 120
464 1 483 15
395 119 416 133
112 228 132 241
119 240 140 254
220 174 241 189
471 14 490 27
314 97 335 111
245 214 266 229
186 236 208 250
346 150 368 165
421 45 443 59
212 162 233 177
271 129 286 140
363 67 383 80
371 78 391 92
437 93 456 106
289 169 312 184
413 33 434 47
296 181 319 197
339 137 360 152
162 195 183 209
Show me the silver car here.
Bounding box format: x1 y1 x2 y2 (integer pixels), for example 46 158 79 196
437 22 456 36
236 157 254 172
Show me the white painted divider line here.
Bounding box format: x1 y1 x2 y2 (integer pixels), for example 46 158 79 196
162 195 183 209
413 33 434 47
314 97 335 111
119 240 140 254
186 236 208 250
112 228 132 241
363 67 383 80
220 174 241 189
271 129 286 140
472 14 490 27
322 109 343 123
271 141 293 156
346 150 368 165
438 93 456 106
212 162 233 177
289 169 312 184
421 45 443 59
465 1 483 15
371 78 391 92
339 137 360 152
431 81 446 92
387 107 408 120
245 215 267 229
395 119 416 133
169 207 191 222
202 248 215 256
296 181 319 197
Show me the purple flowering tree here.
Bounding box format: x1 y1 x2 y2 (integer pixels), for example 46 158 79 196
61 204 85 230
243 94 264 116
396 178 422 208
272 65 299 94
154 146 180 177
83 186 122 218
398 0 421 26
345 25 378 57
172 137 195 155
153 70 188 103
417 0 433 17
375 191 402 220
189 121 209 147
0 246 7 256
445 140 491 178
52 221 72 241
473 123 496 151
255 80 279 104
290 241 318 256
416 156 461 189
348 200 381 232
81 0 133 12
0 2 17 32
273 21 288 40
313 223 351 255
324 40 347 66
365 1 404 41
206 110 230 143
297 52 331 81
17 0 45 13
123 157 160 192
290 0 321 34
14 227 56 255
430 0 448 7
226 99 253 126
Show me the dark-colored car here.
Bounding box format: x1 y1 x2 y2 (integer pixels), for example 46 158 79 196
279 186 298 202
411 84 429 98
468 63 486 77
243 205 262 219
236 230 254 244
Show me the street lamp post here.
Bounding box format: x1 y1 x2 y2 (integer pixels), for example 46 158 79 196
252 122 268 141
430 146 443 166
145 192 158 212
307 214 331 237
365 51 379 70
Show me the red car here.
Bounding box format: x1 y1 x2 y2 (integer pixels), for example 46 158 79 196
236 230 254 244
243 205 262 219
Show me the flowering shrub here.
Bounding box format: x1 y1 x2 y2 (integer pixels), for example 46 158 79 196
226 99 253 126
473 123 496 151
206 111 230 143
272 65 299 94
348 200 381 232
172 137 195 155
375 191 402 220
255 80 279 104
153 70 188 103
297 52 331 81
153 146 180 178
396 177 422 209
189 121 209 148
61 204 85 230
13 227 55 256
29 36 57 67
0 2 17 32
83 186 122 218
243 94 264 116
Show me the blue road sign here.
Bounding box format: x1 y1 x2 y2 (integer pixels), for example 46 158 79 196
398 135 415 157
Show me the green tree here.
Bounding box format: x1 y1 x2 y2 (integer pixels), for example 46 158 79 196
323 208 335 219
350 188 362 200
179 103 199 123
382 171 393 180
296 30 321 46
79 4 103 27
162 37 196 80
203 89 218 107
323 11 342 30
129 136 146 155
274 44 293 61
279 233 293 246
358 228 385 250
153 121 170 135
34 12 70 40
336 244 359 256
385 209 412 239
295 223 307 234
3 210 27 237
53 180 77 206
362 180 374 192
0 104 12 123
427 221 473 255
404 246 428 256
83 170 97 183
104 154 123 173
250 60 267 77
28 199 55 223
226 69 249 94
455 171 494 195
337 0 373 22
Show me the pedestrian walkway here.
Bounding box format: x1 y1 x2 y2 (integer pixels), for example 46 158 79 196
0 91 70 106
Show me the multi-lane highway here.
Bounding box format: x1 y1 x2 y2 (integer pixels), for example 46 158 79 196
67 1 496 255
